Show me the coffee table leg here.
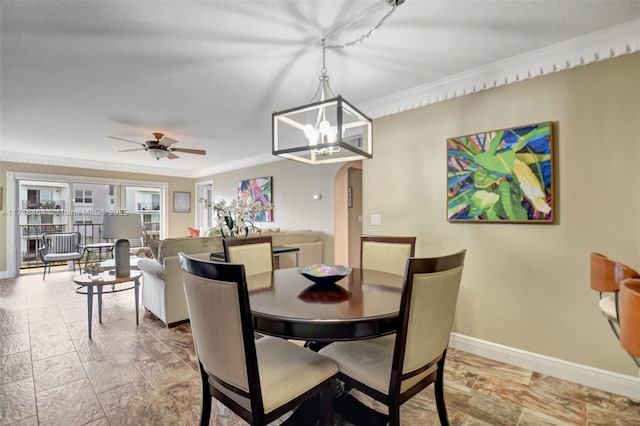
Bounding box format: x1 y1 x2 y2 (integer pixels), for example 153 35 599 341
87 285 93 339
97 285 103 324
134 279 140 325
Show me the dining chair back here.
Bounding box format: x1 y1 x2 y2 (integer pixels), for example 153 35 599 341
38 231 83 279
620 278 640 368
179 252 338 426
222 235 274 277
590 252 640 338
360 235 416 277
320 249 466 425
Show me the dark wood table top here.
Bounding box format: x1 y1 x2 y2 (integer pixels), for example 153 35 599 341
247 267 403 341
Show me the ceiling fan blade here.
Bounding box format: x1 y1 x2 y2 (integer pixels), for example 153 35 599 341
167 152 180 160
118 148 146 152
108 136 145 146
171 147 206 155
159 136 178 147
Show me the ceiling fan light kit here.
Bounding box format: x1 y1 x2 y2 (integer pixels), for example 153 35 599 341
272 0 402 165
148 147 169 160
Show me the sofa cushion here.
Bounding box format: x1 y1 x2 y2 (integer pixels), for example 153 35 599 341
157 236 223 263
271 231 320 246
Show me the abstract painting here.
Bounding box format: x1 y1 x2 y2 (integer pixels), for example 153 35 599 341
237 176 272 222
447 121 553 223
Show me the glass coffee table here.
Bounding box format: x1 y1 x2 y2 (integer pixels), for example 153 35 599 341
73 270 142 339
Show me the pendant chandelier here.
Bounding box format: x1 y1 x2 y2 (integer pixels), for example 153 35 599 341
272 0 403 165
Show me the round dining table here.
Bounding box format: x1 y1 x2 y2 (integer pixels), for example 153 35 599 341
247 267 404 342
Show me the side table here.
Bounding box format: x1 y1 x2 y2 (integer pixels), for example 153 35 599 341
73 270 142 339
82 242 114 270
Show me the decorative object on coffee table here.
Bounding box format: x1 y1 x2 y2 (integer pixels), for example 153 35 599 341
102 213 143 277
85 262 103 277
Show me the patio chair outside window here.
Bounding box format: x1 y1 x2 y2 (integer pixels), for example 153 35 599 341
38 231 83 279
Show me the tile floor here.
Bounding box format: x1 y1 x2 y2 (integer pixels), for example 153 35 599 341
1 271 639 425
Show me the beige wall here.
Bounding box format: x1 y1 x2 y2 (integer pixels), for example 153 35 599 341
202 159 343 264
363 53 640 376
0 162 195 272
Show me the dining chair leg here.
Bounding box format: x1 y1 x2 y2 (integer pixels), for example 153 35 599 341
435 355 449 426
319 379 335 426
388 402 400 426
199 363 212 426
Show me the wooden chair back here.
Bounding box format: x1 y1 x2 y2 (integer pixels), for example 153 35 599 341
590 252 639 293
391 250 466 397
179 253 266 419
222 236 274 277
620 278 640 358
361 235 416 277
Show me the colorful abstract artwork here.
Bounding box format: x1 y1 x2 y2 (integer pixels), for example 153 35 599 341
237 176 272 222
447 122 553 223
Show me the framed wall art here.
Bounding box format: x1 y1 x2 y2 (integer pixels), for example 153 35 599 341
237 176 272 222
447 121 554 223
173 191 191 213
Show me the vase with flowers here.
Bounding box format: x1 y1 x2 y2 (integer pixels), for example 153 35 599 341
199 198 273 238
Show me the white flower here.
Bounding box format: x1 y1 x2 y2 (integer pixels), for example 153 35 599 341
199 197 272 238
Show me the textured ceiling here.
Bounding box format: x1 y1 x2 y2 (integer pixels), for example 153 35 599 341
1 1 639 177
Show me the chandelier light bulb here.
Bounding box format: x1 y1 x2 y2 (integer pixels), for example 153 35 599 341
319 119 331 133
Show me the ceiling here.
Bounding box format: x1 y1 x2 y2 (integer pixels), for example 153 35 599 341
1 1 639 178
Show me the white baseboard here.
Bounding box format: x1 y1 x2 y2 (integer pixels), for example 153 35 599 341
449 333 640 400
0 270 10 279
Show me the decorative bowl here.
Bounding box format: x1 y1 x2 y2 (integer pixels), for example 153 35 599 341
298 264 352 285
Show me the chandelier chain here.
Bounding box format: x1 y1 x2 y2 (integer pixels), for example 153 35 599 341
324 3 398 49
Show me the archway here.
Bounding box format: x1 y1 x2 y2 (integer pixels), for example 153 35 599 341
333 161 362 267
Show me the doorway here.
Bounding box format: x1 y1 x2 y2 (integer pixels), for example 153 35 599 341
334 161 363 267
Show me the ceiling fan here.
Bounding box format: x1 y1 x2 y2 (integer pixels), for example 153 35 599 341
108 132 206 160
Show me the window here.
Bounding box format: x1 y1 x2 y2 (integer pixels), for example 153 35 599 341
74 190 92 203
196 181 214 229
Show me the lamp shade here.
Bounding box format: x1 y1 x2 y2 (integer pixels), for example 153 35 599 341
272 95 373 165
102 213 143 240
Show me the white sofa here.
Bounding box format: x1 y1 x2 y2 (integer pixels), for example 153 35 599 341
138 231 324 327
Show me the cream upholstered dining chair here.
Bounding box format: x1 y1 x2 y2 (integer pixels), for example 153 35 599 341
320 250 466 426
620 278 640 370
179 253 338 426
590 252 640 342
360 235 416 277
222 235 274 277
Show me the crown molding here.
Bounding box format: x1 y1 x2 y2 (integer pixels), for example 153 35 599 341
0 150 284 179
3 20 638 176
0 151 197 178
361 19 640 119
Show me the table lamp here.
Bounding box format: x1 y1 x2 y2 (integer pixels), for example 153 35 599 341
102 213 143 277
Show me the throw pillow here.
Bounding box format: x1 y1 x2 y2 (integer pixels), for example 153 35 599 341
188 227 200 237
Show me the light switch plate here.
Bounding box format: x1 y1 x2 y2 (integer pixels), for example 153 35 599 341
370 214 381 225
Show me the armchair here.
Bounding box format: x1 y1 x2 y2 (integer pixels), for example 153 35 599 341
38 231 83 279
